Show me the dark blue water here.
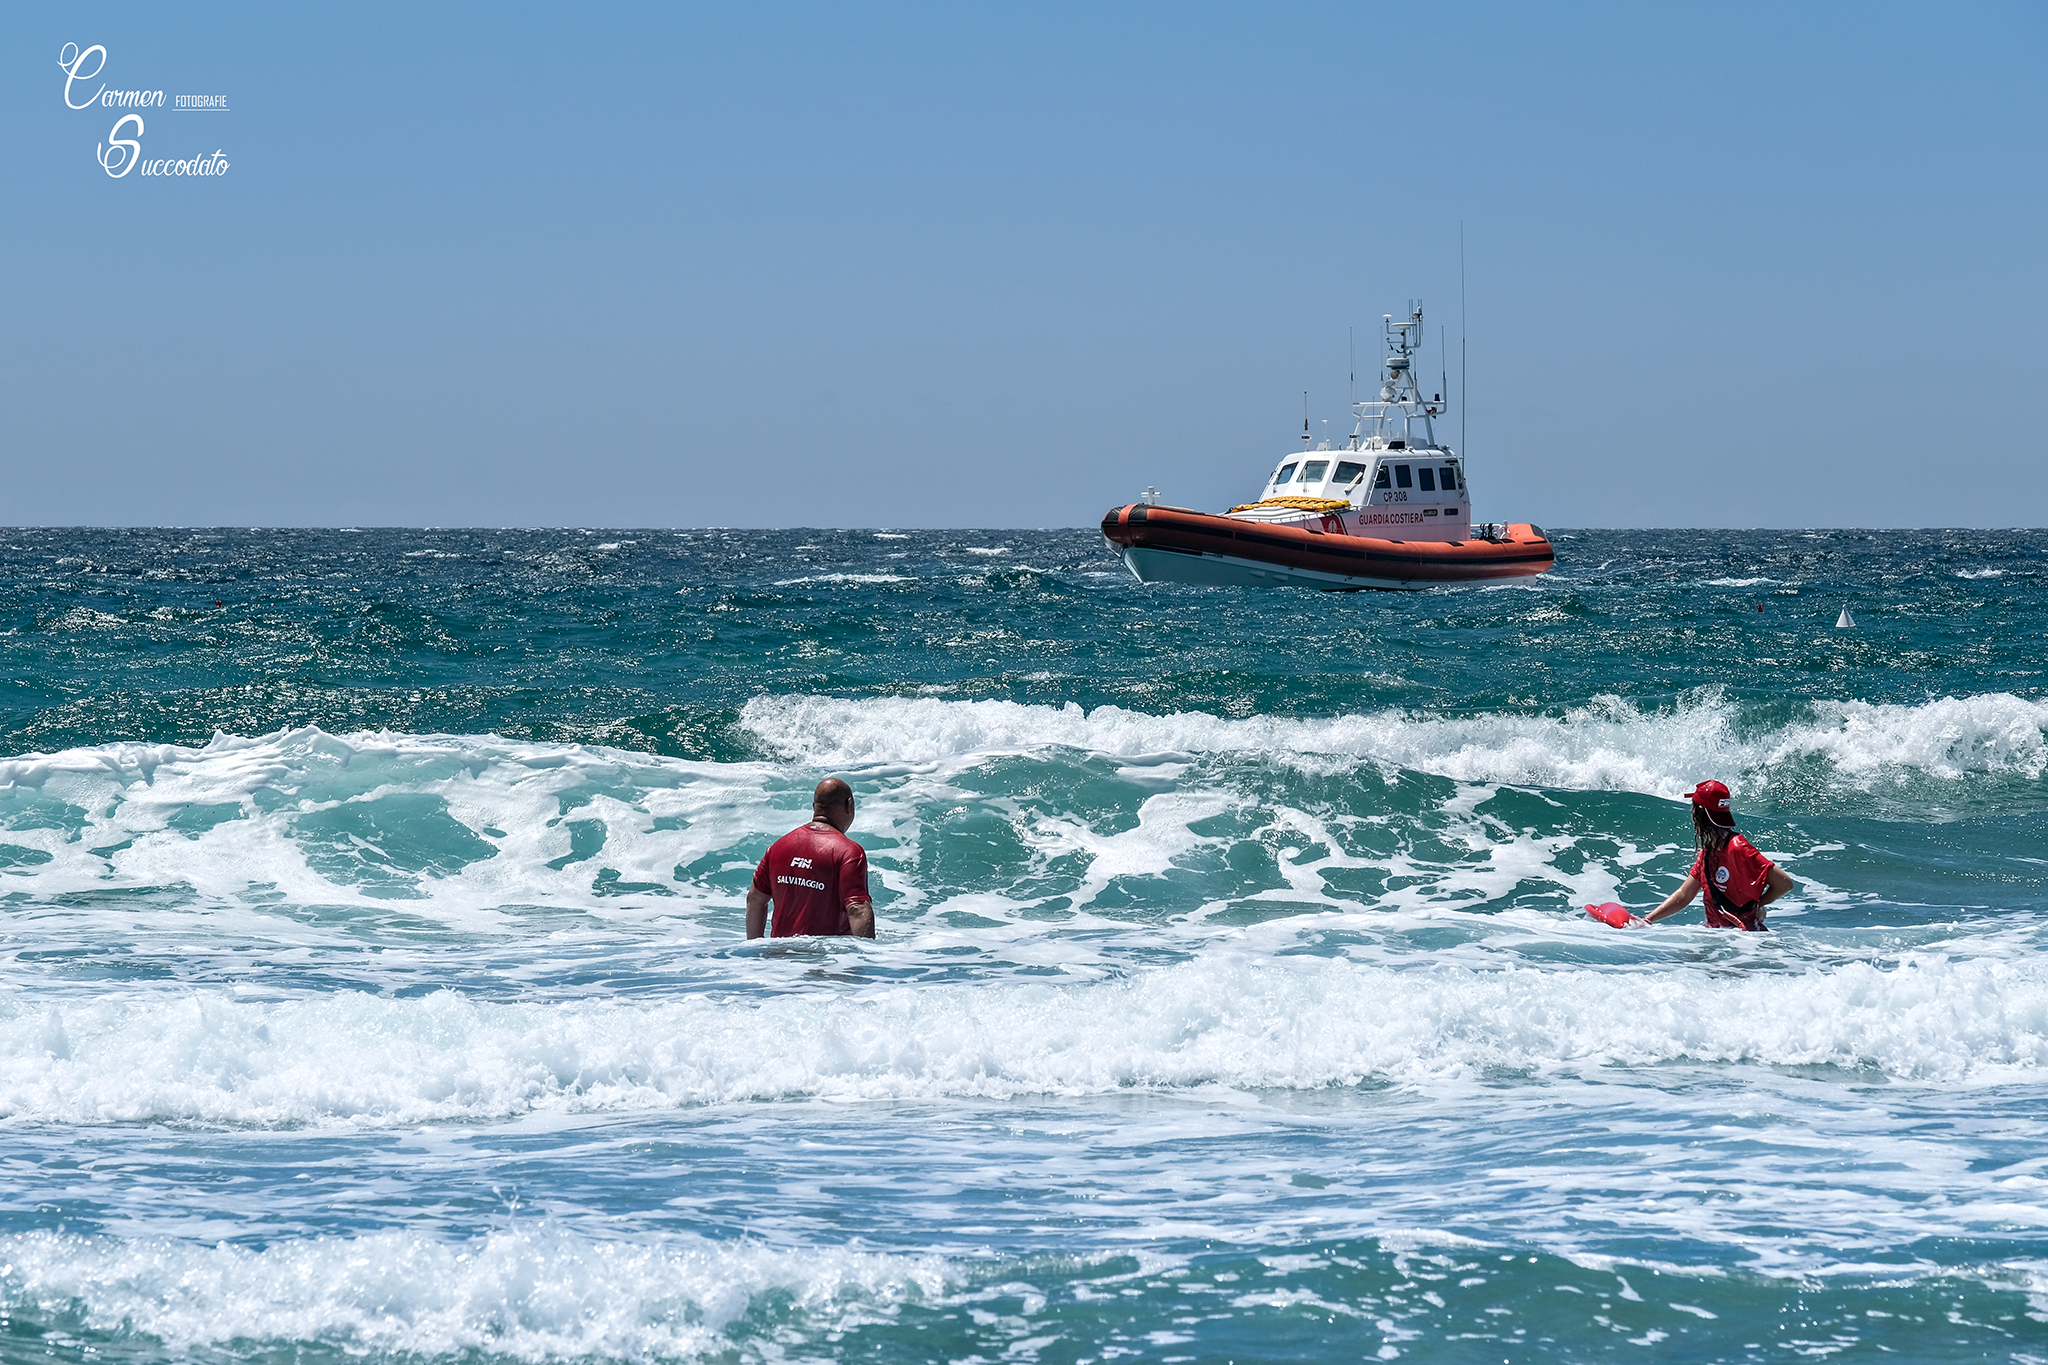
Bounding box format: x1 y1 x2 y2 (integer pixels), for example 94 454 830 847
2 527 2045 1362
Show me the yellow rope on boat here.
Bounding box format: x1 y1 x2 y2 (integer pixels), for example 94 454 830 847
1226 496 1354 514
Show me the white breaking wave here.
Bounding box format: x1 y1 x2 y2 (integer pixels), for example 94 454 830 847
47 606 128 630
0 722 1606 922
0 1226 946 1362
1776 694 2048 781
4 953 2042 1126
0 727 783 919
771 573 915 585
0 692 2038 928
741 692 2048 795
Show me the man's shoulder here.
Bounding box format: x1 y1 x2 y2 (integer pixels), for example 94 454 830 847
815 825 865 859
770 823 862 858
761 825 814 863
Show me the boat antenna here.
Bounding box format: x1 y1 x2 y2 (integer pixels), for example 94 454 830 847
1459 221 1468 463
1302 390 1310 445
1349 327 1356 407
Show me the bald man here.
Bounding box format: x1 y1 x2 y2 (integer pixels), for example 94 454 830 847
746 778 875 939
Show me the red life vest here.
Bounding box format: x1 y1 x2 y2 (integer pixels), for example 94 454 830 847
1693 834 1772 932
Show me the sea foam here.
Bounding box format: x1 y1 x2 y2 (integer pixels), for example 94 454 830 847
5 952 2042 1127
0 1226 945 1362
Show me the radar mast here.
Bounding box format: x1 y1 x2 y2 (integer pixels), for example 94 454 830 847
1348 303 1444 452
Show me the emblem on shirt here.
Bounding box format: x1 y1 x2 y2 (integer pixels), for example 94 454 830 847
1715 866 1730 883
790 856 813 868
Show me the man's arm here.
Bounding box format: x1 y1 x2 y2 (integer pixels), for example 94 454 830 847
1643 875 1700 924
746 888 770 939
845 897 874 939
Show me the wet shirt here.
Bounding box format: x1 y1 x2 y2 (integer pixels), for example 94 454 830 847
752 824 871 937
1690 834 1775 911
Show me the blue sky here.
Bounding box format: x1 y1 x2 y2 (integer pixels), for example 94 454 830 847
5 2 2043 528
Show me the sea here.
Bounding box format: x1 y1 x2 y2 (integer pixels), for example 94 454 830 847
1 526 2044 1365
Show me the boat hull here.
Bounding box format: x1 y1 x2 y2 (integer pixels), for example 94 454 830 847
1101 504 1553 591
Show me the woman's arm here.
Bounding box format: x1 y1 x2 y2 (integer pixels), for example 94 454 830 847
1760 864 1796 907
1642 875 1700 924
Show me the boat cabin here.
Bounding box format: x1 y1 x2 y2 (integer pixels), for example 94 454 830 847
1233 305 1474 542
1261 450 1465 508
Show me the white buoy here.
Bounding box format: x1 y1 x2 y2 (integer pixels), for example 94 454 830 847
1836 606 1855 628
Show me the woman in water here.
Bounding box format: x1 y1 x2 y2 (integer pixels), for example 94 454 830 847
1643 780 1795 930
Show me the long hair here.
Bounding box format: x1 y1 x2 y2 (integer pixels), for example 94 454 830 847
1692 805 1732 853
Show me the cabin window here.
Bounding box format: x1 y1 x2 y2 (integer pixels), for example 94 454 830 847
1334 461 1369 484
1442 465 1461 491
1418 468 1437 492
1300 460 1329 483
1274 463 1297 486
1394 464 1412 488
1374 466 1391 489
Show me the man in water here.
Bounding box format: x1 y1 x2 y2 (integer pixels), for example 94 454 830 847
746 777 876 939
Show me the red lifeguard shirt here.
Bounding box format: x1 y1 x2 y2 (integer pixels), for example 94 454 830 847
751 823 871 937
1690 834 1775 910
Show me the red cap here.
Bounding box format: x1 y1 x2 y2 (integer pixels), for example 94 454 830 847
1685 780 1736 828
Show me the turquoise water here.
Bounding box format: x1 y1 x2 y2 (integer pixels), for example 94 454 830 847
2 526 2045 1363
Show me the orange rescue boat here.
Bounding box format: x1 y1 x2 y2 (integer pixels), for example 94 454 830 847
1100 304 1554 592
